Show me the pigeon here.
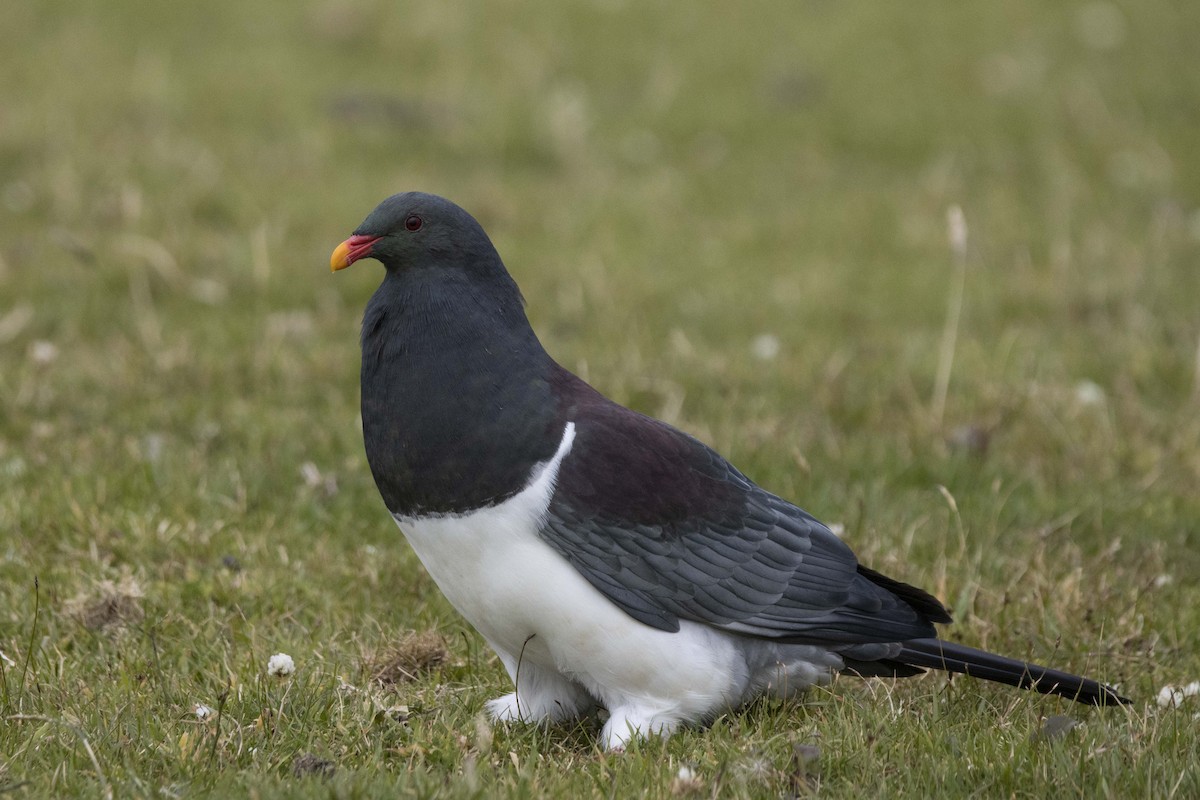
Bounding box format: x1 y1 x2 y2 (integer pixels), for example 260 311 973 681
331 192 1128 750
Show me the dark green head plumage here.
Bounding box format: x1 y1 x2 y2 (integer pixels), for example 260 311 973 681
332 192 504 276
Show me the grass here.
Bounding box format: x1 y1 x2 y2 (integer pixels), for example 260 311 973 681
2 0 1199 796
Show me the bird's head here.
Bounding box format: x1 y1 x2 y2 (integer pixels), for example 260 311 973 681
331 192 500 274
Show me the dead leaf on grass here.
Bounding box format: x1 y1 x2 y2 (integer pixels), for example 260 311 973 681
64 575 145 631
292 752 336 779
367 630 449 687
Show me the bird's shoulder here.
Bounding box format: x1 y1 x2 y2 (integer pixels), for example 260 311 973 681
547 363 754 523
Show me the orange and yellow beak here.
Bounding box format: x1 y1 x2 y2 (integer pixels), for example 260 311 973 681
330 234 383 272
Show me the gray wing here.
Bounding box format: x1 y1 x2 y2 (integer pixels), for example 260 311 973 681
541 392 949 646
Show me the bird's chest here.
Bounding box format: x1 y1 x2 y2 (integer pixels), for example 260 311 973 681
393 505 569 663
388 424 602 665
361 341 559 517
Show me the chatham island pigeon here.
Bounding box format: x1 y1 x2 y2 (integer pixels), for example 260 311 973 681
330 192 1127 751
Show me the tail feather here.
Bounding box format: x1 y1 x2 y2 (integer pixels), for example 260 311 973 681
897 638 1129 706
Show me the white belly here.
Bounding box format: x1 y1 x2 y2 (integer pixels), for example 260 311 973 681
390 422 841 737
391 424 589 666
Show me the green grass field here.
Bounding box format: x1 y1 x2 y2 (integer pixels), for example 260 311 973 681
3 1 1199 796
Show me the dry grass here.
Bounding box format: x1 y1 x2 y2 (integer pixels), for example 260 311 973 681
63 575 145 632
366 630 449 688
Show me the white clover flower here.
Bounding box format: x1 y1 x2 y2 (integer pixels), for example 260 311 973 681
29 340 59 365
1157 686 1183 708
670 764 703 794
1157 682 1200 709
1074 380 1106 407
267 652 296 677
750 334 781 361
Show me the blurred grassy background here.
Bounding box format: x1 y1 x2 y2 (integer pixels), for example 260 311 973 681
2 0 1198 797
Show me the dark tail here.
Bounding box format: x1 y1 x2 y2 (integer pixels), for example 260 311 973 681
895 638 1129 706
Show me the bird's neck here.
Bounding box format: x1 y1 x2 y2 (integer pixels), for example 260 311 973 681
360 270 564 517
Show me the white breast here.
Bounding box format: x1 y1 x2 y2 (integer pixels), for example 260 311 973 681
390 421 841 746
390 422 582 664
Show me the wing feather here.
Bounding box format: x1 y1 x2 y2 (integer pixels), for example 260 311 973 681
540 382 948 646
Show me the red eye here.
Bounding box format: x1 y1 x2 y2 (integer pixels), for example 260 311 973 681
405 215 423 231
